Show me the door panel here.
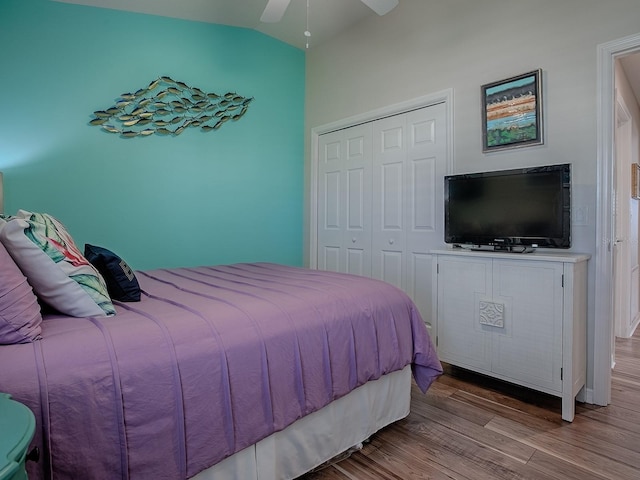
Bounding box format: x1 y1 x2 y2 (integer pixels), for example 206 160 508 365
381 250 403 289
317 139 343 272
382 162 404 230
404 105 447 326
372 116 407 282
317 124 372 275
411 157 436 231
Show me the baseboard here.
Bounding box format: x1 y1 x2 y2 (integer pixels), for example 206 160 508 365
583 387 595 405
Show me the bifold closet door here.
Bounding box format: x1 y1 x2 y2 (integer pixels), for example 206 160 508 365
317 123 373 276
371 103 447 315
317 102 447 327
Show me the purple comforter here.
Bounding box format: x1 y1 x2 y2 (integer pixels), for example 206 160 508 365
0 263 442 479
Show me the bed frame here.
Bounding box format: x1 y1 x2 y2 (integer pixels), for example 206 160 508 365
195 366 411 479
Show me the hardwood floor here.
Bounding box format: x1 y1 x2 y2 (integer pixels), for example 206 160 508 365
301 327 640 480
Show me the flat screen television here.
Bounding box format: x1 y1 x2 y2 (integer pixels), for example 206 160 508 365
444 163 571 251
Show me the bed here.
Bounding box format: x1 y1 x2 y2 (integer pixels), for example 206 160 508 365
0 211 442 480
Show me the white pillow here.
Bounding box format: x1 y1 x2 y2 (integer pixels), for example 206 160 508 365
0 210 115 317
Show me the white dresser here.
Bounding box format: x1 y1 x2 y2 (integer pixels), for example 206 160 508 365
431 249 590 421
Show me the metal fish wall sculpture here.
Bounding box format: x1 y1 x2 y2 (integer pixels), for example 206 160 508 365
90 76 253 137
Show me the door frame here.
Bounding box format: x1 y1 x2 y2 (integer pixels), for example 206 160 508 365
595 32 640 406
309 89 454 268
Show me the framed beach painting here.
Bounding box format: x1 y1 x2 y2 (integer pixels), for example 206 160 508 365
481 69 544 152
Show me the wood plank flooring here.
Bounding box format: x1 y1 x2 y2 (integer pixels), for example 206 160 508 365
300 327 640 480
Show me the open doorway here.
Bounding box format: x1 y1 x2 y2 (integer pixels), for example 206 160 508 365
596 34 640 407
613 66 640 341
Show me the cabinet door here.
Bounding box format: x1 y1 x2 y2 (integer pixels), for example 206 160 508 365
436 255 492 371
490 259 564 393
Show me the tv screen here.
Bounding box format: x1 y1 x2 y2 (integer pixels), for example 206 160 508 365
444 163 571 250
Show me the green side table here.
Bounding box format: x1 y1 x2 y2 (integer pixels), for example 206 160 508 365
0 393 35 480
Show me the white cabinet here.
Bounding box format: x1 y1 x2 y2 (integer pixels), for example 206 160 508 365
431 249 589 421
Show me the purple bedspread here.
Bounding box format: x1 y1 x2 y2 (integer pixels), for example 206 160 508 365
0 263 441 479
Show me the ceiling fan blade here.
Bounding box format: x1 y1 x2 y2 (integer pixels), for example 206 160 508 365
260 0 291 23
360 0 399 16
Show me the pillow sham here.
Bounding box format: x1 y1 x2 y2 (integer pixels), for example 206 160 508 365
84 244 141 302
0 241 42 344
0 210 115 317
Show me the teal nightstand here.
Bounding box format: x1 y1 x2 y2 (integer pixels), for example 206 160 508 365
0 393 35 480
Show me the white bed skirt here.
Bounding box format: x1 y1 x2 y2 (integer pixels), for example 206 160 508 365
192 365 412 480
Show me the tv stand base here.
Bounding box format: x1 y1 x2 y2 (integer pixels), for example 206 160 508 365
453 244 537 254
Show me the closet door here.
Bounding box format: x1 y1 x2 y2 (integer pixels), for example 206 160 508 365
404 104 448 323
371 102 447 308
316 101 447 327
317 123 372 276
371 113 406 288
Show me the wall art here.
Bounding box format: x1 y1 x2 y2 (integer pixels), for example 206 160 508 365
481 69 543 152
90 76 253 137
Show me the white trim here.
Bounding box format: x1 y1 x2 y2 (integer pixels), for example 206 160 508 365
584 387 594 405
595 32 640 406
308 89 454 268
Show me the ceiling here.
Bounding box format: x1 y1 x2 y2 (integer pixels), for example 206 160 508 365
49 1 640 104
52 0 385 50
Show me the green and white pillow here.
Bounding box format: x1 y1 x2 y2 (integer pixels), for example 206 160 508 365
0 210 115 317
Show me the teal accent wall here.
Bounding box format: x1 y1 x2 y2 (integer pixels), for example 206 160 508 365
0 0 305 270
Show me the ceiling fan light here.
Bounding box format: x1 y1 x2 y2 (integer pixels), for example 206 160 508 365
361 0 399 16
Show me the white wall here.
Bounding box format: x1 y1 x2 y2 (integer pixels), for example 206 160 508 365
304 0 640 395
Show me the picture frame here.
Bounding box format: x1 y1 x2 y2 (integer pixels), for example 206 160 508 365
632 163 640 199
481 69 544 152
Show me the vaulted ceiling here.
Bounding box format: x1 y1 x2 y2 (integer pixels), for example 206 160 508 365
52 0 388 50
50 0 640 104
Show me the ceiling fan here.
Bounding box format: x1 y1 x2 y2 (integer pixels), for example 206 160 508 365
260 0 399 23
